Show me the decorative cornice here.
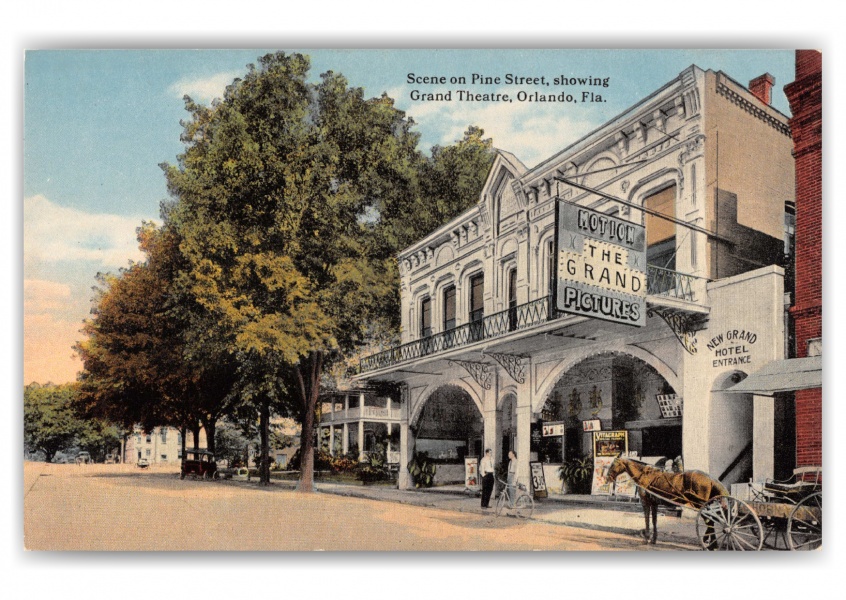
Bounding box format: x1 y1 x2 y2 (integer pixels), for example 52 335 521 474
716 79 791 137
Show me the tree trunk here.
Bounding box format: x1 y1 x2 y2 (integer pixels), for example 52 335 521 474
192 424 201 451
295 351 323 493
259 400 271 485
44 450 55 464
180 426 187 474
202 416 217 454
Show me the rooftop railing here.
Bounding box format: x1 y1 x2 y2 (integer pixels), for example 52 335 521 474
359 265 703 373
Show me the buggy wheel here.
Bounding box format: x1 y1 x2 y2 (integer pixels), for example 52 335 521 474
696 496 763 551
495 492 507 517
211 470 220 481
180 471 185 480
513 493 534 520
788 492 821 551
203 470 210 480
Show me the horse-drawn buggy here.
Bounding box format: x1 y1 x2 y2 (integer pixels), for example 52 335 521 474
605 457 822 551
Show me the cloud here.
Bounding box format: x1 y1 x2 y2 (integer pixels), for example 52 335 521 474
169 71 242 104
24 194 149 271
390 85 605 168
24 279 84 384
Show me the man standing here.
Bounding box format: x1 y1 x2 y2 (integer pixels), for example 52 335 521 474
480 449 495 508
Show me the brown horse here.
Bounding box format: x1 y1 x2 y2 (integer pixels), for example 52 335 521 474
606 457 729 544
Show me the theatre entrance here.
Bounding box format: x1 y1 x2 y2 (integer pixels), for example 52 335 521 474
538 353 680 466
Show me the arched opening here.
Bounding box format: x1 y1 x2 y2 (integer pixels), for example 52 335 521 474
412 385 483 483
710 370 754 485
539 352 678 466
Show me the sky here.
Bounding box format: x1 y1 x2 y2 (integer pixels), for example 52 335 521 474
22 48 799 384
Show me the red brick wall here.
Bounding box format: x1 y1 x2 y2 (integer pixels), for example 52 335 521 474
784 50 822 467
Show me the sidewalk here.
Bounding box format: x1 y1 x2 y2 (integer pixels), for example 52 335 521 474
268 478 701 548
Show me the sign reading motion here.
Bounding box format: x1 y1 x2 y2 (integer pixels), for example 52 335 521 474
556 202 647 326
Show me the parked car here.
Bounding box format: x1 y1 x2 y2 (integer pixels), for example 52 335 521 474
180 450 219 480
75 451 92 465
136 458 150 468
104 453 117 464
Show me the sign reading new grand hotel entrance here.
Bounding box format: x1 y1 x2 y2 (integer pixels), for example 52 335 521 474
556 202 647 326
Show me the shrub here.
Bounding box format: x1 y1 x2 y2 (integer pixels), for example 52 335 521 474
407 451 437 488
558 457 593 494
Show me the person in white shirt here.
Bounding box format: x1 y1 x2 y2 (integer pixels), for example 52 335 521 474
479 449 495 508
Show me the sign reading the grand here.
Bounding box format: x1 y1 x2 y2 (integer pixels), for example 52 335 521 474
556 202 647 326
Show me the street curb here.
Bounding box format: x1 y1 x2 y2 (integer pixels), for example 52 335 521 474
311 484 699 549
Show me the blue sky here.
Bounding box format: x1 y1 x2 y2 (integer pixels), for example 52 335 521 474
23 49 796 384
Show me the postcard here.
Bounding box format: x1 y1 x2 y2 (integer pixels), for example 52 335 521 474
23 48 821 553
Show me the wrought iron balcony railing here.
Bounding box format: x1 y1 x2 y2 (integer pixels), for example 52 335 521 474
359 265 703 373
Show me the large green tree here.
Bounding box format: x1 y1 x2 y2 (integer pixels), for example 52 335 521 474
24 383 83 463
163 52 425 491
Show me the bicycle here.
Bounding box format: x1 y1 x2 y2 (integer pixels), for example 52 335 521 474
495 478 535 519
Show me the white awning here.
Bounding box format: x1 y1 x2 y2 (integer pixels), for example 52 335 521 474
724 356 822 395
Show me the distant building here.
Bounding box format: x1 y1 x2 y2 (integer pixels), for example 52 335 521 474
123 426 208 465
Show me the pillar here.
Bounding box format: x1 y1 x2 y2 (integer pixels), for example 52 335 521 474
753 394 775 482
358 420 365 462
515 390 533 485
342 423 349 455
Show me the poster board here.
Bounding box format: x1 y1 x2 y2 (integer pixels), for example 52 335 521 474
464 457 480 491
529 461 548 498
591 431 634 496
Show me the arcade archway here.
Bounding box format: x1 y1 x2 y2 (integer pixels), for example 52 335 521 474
538 352 678 466
411 385 484 483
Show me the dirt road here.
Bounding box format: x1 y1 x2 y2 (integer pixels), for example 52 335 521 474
24 461 667 551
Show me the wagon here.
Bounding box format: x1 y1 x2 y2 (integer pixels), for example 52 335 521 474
741 466 822 551
607 457 822 551
180 450 219 480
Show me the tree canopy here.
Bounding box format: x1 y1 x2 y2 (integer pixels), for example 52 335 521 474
75 51 494 489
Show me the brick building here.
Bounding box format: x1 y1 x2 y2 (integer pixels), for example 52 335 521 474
785 50 822 467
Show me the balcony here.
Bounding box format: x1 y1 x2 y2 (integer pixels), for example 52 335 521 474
318 405 402 424
359 265 705 374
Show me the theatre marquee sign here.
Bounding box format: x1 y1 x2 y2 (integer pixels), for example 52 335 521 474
556 202 647 326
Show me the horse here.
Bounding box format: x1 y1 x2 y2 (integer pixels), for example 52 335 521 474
605 456 729 545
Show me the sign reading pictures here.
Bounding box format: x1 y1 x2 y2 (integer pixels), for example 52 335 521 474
556 202 647 326
529 462 548 498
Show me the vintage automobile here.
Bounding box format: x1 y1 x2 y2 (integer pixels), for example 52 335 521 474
180 450 219 480
75 451 92 465
104 453 118 464
136 457 150 468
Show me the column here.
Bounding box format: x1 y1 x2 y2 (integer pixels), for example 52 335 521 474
342 423 349 455
515 392 532 486
358 420 365 462
344 394 349 418
752 394 775 482
399 419 412 489
329 424 335 457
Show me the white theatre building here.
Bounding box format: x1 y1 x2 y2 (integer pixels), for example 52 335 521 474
355 65 796 492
